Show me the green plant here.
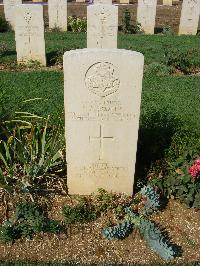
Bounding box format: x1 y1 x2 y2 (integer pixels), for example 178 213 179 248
149 149 200 209
62 197 98 224
94 188 117 212
122 9 131 33
131 213 176 261
103 219 134 240
0 42 8 57
50 26 62 32
102 186 178 261
121 10 144 34
0 114 65 193
164 48 193 74
62 190 131 225
145 62 171 76
139 185 160 215
68 16 87 33
132 21 143 34
49 50 63 66
48 47 69 66
0 202 61 242
94 188 131 215
21 59 42 68
0 16 9 32
162 26 174 36
62 189 131 225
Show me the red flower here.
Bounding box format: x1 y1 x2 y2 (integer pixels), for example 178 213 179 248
189 164 200 180
194 158 200 165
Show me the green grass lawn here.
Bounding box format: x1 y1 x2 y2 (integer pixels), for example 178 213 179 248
0 32 200 65
0 71 64 122
0 31 200 132
1 70 199 133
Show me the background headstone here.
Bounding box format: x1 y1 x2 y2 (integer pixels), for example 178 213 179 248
93 0 112 4
3 0 22 29
48 0 67 31
179 0 200 35
87 4 118 48
15 4 46 66
64 48 144 195
120 0 130 4
137 0 157 34
163 0 173 5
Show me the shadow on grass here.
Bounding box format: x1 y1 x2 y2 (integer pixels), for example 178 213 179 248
154 27 164 34
46 46 83 66
2 50 16 57
0 50 16 64
46 50 63 66
46 48 72 66
134 110 180 192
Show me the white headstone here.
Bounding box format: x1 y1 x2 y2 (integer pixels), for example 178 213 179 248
163 0 173 5
3 0 22 29
48 0 67 31
93 0 112 4
87 4 118 48
179 0 200 35
64 49 144 195
15 4 46 66
120 0 130 4
76 0 85 2
137 0 157 34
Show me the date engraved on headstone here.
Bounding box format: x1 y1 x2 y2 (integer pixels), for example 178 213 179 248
79 162 126 180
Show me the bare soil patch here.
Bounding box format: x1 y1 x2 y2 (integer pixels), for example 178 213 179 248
0 192 199 264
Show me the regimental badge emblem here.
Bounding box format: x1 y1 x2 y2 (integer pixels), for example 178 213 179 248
85 62 120 98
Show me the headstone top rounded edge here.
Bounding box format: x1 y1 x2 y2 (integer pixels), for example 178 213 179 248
15 3 43 10
63 48 144 60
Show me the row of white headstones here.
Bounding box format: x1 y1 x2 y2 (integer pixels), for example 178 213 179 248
3 0 200 66
2 0 200 195
25 0 181 5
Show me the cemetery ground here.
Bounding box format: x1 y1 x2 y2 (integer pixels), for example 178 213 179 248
0 31 200 264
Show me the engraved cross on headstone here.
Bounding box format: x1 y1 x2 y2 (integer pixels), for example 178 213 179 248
89 125 114 160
